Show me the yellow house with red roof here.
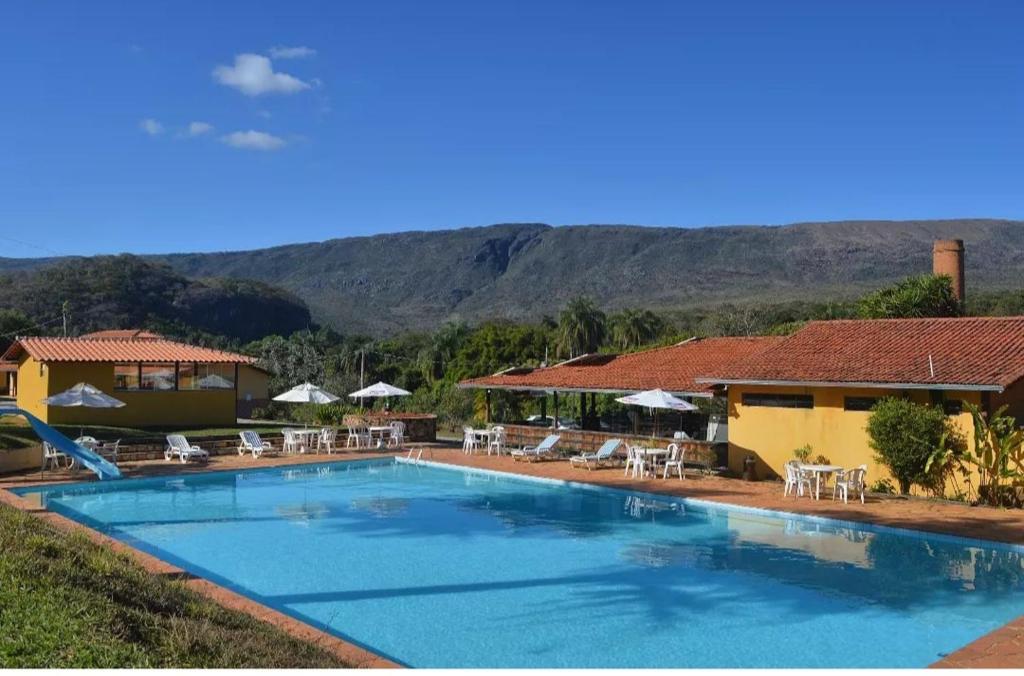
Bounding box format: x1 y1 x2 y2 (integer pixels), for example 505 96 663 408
696 317 1024 484
2 330 268 427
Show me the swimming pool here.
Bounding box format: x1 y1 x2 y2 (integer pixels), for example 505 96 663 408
16 458 1024 667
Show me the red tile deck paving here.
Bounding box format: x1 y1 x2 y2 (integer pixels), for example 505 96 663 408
4 444 1024 668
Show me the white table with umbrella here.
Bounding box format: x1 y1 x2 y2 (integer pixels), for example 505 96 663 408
615 389 698 476
349 382 411 447
272 383 342 453
41 383 126 470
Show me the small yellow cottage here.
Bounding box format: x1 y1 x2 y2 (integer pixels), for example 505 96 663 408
1 330 268 427
697 316 1024 483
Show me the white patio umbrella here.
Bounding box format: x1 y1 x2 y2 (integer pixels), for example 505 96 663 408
273 382 341 404
348 381 412 399
42 382 126 439
349 381 411 411
615 388 697 437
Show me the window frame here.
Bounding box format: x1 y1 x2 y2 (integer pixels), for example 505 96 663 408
740 392 814 409
844 396 880 412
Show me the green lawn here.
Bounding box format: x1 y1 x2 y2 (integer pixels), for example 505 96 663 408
0 502 349 667
0 420 283 451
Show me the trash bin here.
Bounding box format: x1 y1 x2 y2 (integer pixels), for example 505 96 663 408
742 455 757 481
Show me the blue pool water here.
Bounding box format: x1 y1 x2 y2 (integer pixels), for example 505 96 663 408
16 459 1024 667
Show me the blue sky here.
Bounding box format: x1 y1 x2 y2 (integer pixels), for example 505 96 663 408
1 0 1021 256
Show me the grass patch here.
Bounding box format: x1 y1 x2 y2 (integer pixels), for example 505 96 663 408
0 502 350 667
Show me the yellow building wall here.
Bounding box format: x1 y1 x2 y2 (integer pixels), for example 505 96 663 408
15 356 238 427
237 365 269 402
15 355 49 421
726 384 980 493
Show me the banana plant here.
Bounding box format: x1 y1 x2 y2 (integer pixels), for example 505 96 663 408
962 403 1024 506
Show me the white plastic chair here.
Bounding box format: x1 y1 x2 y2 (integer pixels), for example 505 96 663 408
487 426 505 455
318 428 337 454
462 426 478 454
98 439 120 465
624 446 646 479
387 421 406 448
165 435 210 464
41 441 69 472
833 465 868 504
662 443 685 480
783 460 813 497
282 429 303 454
345 423 369 448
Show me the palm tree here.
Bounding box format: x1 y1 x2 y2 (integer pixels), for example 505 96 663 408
418 321 469 383
609 308 665 350
557 297 607 359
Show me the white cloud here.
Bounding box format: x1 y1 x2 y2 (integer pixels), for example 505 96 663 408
268 45 316 59
212 53 310 96
220 130 287 151
185 121 213 137
139 118 164 135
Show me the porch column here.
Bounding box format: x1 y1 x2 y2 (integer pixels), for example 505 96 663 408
485 389 492 423
552 391 559 429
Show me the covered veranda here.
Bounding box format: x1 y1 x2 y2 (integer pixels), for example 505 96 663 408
458 336 780 461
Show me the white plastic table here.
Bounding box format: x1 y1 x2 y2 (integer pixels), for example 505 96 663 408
283 428 320 453
368 425 393 448
640 447 669 477
799 463 843 500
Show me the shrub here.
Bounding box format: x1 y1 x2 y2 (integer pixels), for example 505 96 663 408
866 397 957 494
314 402 351 426
792 444 813 462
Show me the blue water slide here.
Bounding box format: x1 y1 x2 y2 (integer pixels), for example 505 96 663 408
0 406 122 480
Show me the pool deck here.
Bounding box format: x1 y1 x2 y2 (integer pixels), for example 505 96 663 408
3 444 1024 668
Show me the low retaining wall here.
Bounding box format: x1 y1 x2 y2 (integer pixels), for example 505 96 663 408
362 414 437 442
500 424 717 466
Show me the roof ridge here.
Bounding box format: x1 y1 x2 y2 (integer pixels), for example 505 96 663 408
807 315 1024 325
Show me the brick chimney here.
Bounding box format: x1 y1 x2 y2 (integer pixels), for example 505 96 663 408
933 239 965 303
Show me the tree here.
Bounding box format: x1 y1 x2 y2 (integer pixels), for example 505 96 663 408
609 309 665 350
556 297 607 358
417 321 470 383
857 274 961 319
866 397 958 494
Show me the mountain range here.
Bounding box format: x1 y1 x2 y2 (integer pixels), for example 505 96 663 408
1 219 1022 337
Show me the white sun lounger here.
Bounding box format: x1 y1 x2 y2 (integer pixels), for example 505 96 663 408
238 430 276 459
510 434 560 462
569 438 623 470
165 434 210 464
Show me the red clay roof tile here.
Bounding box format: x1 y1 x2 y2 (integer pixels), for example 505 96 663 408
2 336 257 365
698 317 1024 390
459 336 781 395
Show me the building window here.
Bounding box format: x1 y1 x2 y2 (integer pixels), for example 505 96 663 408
943 399 964 416
195 363 235 389
114 363 139 390
844 396 880 412
741 392 814 409
141 363 176 390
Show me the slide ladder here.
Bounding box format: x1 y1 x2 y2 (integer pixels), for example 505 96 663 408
0 406 122 480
